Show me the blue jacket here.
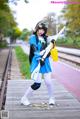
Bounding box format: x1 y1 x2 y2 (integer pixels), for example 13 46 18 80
29 35 52 74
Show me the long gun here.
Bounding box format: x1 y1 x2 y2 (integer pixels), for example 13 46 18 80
48 26 66 41
31 26 66 80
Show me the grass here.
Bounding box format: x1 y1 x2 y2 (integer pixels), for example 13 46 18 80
15 46 31 79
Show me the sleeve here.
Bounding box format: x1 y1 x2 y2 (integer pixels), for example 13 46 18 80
29 35 37 46
29 35 40 64
29 35 40 55
29 44 37 64
29 35 38 53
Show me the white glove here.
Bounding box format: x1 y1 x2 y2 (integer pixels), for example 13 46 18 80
40 50 45 56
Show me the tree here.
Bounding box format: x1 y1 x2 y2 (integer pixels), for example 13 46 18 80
20 29 31 41
0 0 29 37
0 0 17 36
8 27 22 42
42 13 56 35
63 0 80 36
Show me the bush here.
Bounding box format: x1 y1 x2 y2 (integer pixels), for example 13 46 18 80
0 40 7 48
56 37 80 49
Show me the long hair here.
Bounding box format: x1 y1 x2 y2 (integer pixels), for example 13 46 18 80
29 23 48 64
33 23 47 35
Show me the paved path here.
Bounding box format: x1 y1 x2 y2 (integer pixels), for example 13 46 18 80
5 79 80 119
53 61 80 101
4 44 80 119
10 49 22 80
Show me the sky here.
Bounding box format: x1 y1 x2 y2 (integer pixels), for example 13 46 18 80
9 0 65 30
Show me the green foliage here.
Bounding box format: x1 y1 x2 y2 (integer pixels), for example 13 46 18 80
15 46 31 79
56 37 80 49
20 28 31 41
8 27 22 41
0 41 7 48
63 0 80 35
0 0 17 36
0 0 29 40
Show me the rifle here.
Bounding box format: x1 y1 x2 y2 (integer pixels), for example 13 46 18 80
31 26 66 80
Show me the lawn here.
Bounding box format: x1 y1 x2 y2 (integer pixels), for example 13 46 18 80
15 46 31 79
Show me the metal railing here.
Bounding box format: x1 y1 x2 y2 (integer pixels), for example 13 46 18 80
0 46 12 110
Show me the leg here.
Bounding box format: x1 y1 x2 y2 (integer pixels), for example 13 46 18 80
31 73 42 90
31 82 41 90
21 73 42 105
44 73 55 105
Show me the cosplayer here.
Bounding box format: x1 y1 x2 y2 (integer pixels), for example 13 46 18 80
21 23 55 106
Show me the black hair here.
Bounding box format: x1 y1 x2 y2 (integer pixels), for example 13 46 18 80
29 23 48 64
33 23 47 34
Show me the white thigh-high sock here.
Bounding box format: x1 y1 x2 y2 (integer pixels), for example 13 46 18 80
23 86 33 98
44 73 55 99
34 73 42 83
23 73 42 98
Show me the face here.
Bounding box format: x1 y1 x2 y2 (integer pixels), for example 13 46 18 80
37 29 45 36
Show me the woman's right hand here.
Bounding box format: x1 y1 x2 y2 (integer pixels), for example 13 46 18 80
40 50 45 56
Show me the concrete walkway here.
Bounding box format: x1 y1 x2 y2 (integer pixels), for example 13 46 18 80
5 79 80 119
4 43 80 119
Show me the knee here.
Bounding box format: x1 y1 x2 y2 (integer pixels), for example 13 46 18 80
31 82 41 90
45 79 52 86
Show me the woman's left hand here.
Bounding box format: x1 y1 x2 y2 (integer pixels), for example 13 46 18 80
40 58 45 66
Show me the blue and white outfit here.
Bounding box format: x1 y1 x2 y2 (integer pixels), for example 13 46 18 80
21 34 55 106
29 35 52 74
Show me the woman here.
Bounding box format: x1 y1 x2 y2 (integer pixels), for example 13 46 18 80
21 23 55 106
